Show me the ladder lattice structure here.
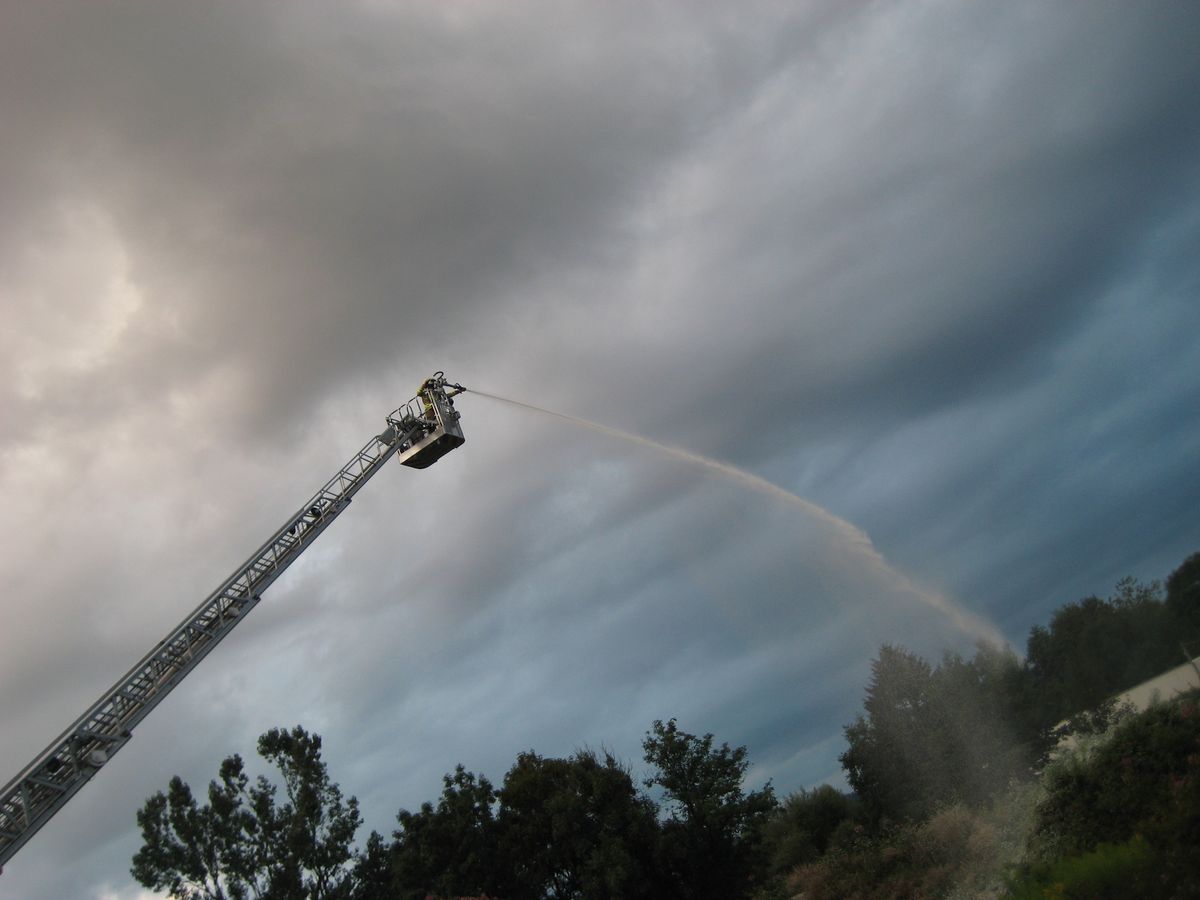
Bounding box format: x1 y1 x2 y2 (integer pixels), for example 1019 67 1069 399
0 376 465 869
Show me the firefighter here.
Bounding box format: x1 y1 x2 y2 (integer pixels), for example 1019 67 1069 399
418 378 436 422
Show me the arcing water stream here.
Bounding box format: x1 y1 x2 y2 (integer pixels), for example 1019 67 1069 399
466 388 1006 647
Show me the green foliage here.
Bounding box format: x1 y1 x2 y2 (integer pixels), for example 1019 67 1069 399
841 645 935 822
1140 703 1200 898
384 722 783 899
842 559 1200 829
1003 690 1200 897
387 723 775 899
761 784 859 876
348 831 392 900
1025 577 1178 730
1166 550 1200 640
256 727 362 899
1030 691 1200 861
820 552 1200 896
1004 837 1156 899
841 643 1032 824
129 549 1200 900
131 726 361 900
131 761 256 900
497 749 659 899
392 765 501 899
786 804 1002 900
643 719 777 899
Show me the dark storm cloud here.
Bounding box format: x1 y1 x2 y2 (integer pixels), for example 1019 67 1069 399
0 0 817 449
2 2 1199 898
531 2 1200 454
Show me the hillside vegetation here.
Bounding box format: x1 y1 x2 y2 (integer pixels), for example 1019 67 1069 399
132 551 1200 899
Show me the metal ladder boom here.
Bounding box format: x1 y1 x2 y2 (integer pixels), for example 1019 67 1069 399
0 387 455 869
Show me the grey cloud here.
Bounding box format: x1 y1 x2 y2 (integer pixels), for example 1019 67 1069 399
3 3 1199 898
1 1 815 451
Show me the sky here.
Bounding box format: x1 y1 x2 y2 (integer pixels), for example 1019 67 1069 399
2 0 1199 896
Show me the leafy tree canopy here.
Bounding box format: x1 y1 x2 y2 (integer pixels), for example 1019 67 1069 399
1026 577 1178 726
1167 550 1200 640
498 749 659 900
131 726 361 900
643 719 776 899
392 765 500 900
841 643 1032 823
762 784 860 876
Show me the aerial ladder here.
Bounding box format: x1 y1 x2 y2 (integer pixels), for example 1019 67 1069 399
0 373 467 870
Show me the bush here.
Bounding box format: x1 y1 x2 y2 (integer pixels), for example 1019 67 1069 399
1018 690 1200 898
1030 691 1200 859
785 805 1001 900
1004 837 1155 899
761 785 858 875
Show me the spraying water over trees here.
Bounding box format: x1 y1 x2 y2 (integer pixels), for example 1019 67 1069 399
465 388 1005 647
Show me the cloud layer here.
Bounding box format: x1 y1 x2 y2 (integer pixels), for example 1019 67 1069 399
2 2 1199 896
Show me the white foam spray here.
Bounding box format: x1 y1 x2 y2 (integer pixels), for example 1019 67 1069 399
466 388 1006 647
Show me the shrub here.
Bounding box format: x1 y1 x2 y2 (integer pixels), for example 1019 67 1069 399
1004 837 1155 899
785 805 1001 900
1017 690 1200 898
1030 690 1200 859
761 785 859 876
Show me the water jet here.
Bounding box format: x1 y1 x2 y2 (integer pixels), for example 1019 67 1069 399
465 387 1005 647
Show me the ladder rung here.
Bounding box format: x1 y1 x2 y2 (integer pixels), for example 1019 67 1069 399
25 776 67 793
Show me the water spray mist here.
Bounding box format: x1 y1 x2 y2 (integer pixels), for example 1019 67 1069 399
464 387 1006 647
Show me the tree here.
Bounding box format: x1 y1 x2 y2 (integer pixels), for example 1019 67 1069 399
841 643 1033 824
1025 578 1177 729
642 719 776 899
1021 690 1200 896
497 749 659 899
841 645 938 823
1166 550 1200 643
256 727 362 898
761 784 859 876
927 643 1035 801
132 726 361 900
1030 690 1200 858
348 831 392 900
131 757 260 900
391 765 501 900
